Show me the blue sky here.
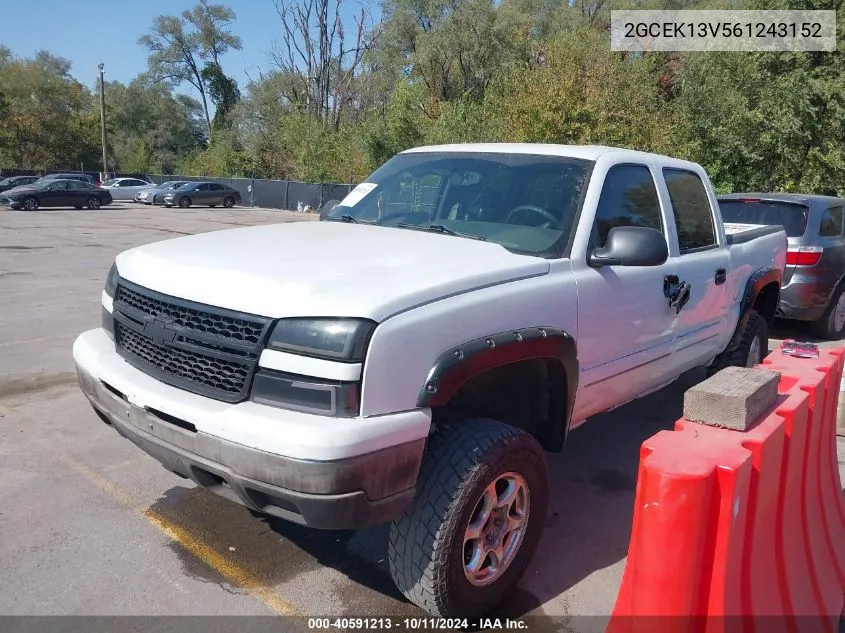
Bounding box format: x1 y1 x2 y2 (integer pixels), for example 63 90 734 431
3 0 376 96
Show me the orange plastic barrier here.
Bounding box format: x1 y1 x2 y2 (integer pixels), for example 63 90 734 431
606 343 845 633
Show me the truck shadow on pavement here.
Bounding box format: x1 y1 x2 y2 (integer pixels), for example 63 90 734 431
147 367 708 618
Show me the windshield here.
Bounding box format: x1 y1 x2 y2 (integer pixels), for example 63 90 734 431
719 199 809 238
175 183 196 191
327 152 592 257
103 178 119 186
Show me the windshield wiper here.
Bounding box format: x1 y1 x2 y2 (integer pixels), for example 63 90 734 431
396 223 486 241
326 214 374 224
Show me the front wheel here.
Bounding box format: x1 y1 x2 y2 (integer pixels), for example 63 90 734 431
178 197 191 208
86 197 101 210
707 310 768 376
388 419 549 618
223 196 235 208
23 197 39 211
810 284 845 340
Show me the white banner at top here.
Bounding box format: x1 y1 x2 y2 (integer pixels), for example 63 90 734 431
610 10 837 52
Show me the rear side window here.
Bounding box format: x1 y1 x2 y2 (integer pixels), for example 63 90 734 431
663 168 717 252
593 164 663 248
718 200 809 238
819 206 844 237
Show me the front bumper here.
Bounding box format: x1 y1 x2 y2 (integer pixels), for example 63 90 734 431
73 329 429 529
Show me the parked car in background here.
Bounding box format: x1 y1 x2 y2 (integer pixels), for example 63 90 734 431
0 175 40 193
1 179 113 210
35 173 100 187
101 177 155 201
718 192 845 339
135 181 190 205
163 181 241 208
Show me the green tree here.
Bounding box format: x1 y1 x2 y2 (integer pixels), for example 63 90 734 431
103 76 205 173
0 50 100 170
139 1 242 141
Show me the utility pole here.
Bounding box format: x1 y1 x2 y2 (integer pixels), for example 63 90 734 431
98 63 108 180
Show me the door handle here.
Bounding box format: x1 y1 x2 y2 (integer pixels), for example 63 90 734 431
715 268 727 285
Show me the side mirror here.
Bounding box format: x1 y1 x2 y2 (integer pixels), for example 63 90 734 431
589 226 668 268
319 199 340 221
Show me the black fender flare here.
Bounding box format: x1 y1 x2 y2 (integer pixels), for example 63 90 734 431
417 327 579 450
727 265 782 351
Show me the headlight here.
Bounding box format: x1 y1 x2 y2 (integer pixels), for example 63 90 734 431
267 318 376 361
104 262 119 298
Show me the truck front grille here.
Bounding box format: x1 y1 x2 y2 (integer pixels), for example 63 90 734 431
112 279 273 403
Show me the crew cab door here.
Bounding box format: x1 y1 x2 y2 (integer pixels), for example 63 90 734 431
572 162 679 422
659 167 731 370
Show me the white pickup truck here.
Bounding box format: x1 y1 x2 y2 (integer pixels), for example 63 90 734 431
73 144 786 617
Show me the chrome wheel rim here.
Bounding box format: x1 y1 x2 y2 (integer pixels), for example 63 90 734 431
463 472 530 587
747 336 761 367
834 293 845 333
24 198 37 210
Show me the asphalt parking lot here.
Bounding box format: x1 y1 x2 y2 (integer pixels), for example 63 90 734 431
1 202 843 622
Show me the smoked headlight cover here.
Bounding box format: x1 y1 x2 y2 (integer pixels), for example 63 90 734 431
267 318 377 362
104 262 119 298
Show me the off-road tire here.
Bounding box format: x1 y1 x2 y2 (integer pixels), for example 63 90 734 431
810 284 845 340
707 310 768 376
388 418 549 618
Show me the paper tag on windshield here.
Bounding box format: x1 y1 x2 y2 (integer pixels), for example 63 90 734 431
339 182 377 208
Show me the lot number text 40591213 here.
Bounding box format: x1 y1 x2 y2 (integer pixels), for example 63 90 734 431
307 617 528 630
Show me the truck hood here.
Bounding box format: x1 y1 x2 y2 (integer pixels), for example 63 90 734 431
115 221 550 320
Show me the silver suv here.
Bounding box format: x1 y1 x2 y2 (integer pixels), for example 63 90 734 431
718 192 845 339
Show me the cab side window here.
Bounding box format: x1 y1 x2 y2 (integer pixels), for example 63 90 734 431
593 164 663 248
663 168 717 253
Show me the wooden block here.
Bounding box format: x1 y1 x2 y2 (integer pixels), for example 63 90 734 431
683 366 781 431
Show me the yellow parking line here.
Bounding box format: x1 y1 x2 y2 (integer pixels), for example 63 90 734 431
59 453 302 616
59 453 144 510
144 511 301 615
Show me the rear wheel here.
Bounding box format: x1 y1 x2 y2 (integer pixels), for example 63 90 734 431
86 197 101 210
810 284 845 340
388 418 549 617
178 197 191 208
23 197 39 211
707 310 768 376
223 196 235 208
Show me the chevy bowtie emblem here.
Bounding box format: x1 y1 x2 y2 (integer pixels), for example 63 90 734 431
143 315 177 345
